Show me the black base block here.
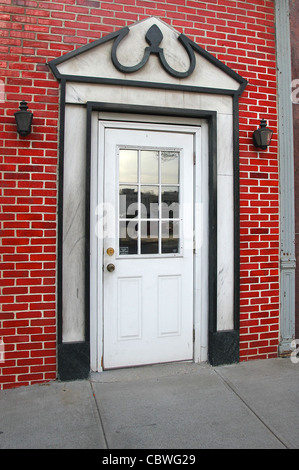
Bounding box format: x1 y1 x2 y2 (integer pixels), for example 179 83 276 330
208 330 239 366
58 342 90 381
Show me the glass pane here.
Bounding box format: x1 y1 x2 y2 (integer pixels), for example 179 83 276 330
141 221 158 254
119 185 138 218
119 220 138 255
141 186 159 219
140 150 159 184
162 221 180 254
161 151 179 184
119 149 138 183
161 186 179 219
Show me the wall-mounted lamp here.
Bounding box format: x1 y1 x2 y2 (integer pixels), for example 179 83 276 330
253 119 273 150
14 100 33 137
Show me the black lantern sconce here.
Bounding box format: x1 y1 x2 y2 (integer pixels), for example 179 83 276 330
253 119 273 150
14 100 33 137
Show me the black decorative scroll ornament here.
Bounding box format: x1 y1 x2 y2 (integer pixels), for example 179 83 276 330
111 24 196 79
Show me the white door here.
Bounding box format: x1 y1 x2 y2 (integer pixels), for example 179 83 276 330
102 124 195 369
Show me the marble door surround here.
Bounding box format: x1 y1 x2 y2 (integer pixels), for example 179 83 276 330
48 17 247 380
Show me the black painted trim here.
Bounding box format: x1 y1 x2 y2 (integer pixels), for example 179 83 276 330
208 112 218 334
57 75 243 97
111 25 196 78
85 106 92 345
48 21 247 93
49 21 248 379
57 79 65 346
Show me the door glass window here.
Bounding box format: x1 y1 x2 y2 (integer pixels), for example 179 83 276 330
161 151 179 184
119 185 138 218
141 186 159 218
118 148 180 256
119 150 138 183
140 150 159 183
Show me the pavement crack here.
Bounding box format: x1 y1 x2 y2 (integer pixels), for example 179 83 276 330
213 368 290 449
89 381 109 449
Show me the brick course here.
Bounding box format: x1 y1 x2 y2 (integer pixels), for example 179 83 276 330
0 0 278 388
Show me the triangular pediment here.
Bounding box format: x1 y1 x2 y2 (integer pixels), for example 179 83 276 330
49 17 247 93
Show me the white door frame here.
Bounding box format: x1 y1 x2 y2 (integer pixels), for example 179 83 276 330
90 117 209 372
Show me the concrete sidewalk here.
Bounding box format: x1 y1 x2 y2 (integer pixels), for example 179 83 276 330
0 358 298 449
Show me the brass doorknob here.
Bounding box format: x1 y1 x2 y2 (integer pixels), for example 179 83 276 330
107 263 115 272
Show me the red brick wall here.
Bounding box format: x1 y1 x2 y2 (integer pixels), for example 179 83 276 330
0 0 278 389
